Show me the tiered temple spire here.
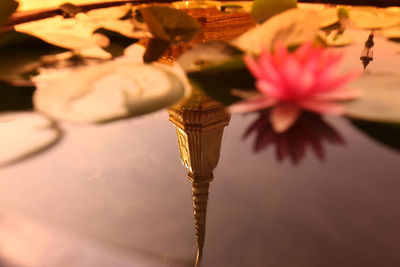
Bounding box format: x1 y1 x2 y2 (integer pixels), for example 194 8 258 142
168 89 230 266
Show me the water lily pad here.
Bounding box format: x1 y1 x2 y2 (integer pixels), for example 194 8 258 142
14 6 143 51
0 112 61 167
33 62 187 123
251 0 297 24
344 72 400 124
382 26 400 42
14 15 108 50
348 7 400 29
232 9 322 54
188 56 255 105
86 4 132 20
299 4 340 28
178 41 242 72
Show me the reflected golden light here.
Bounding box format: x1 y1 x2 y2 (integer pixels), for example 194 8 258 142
169 89 230 265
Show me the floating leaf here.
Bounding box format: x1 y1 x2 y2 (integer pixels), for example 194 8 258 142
0 0 18 27
344 73 400 124
188 56 255 105
232 9 322 54
33 62 188 123
14 15 108 50
298 4 339 29
140 6 201 43
251 0 297 24
14 6 142 52
319 8 341 29
86 4 132 20
178 41 242 72
0 112 61 167
348 7 400 29
382 26 400 42
351 119 400 153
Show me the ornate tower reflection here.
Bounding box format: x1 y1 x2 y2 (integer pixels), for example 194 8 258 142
168 89 230 265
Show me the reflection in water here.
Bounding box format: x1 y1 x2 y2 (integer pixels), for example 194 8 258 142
168 90 230 266
244 111 345 165
360 32 374 69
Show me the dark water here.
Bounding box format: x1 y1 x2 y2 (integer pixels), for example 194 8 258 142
0 10 400 267
0 108 399 266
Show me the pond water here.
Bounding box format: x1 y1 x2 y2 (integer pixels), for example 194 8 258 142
0 2 400 267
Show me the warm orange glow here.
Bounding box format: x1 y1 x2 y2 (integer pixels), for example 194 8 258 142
17 0 123 11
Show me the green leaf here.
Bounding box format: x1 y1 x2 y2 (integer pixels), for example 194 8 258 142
344 73 400 124
188 56 255 105
0 81 35 112
251 0 297 24
350 119 400 153
232 9 322 54
337 6 349 19
140 6 201 43
0 0 18 27
178 41 242 72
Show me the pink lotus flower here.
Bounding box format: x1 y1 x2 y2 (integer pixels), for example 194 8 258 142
230 42 361 133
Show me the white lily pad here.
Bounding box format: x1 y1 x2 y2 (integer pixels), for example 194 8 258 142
344 72 400 124
298 4 339 28
33 62 188 123
232 8 322 54
382 26 400 40
348 7 400 29
14 7 144 51
14 15 107 50
0 112 61 167
86 4 132 20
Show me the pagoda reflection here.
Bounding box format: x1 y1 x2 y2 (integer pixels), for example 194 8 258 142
168 89 230 266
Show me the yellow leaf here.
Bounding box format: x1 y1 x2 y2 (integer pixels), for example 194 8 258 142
232 9 322 54
14 15 106 49
86 4 132 20
348 7 400 29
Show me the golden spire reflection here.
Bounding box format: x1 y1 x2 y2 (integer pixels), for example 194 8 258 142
168 89 230 266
